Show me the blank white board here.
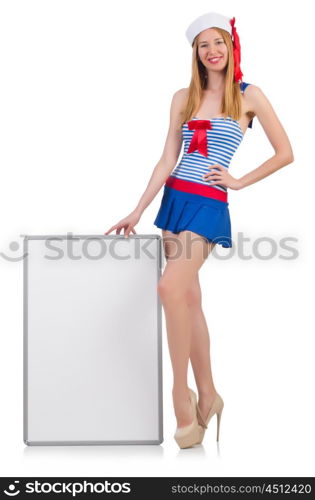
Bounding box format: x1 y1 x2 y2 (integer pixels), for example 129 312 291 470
23 234 163 445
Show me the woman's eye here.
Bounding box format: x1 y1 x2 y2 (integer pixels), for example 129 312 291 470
201 41 223 47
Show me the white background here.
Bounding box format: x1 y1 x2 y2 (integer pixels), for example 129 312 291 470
0 0 314 477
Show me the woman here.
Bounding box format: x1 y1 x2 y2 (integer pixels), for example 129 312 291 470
105 12 294 449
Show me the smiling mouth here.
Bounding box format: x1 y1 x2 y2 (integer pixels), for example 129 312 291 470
208 57 222 63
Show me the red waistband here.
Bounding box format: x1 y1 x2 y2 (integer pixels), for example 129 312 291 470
165 177 228 202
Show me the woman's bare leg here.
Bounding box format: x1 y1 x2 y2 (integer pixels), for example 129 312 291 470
158 229 215 428
186 274 218 425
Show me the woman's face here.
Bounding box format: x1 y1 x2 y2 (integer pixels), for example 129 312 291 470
197 28 228 72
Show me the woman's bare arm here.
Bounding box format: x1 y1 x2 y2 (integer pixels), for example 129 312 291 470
133 89 186 216
237 85 294 189
104 90 186 237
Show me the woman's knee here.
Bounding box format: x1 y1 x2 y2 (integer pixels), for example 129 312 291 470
157 276 201 306
157 276 185 302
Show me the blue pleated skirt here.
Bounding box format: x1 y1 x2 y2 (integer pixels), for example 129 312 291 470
153 185 232 248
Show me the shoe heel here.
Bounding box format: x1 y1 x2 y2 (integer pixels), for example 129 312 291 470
216 407 223 442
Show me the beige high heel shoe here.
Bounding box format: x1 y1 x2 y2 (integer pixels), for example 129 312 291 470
174 388 203 449
196 392 224 444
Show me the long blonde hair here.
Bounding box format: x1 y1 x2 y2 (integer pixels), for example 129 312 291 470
181 27 242 126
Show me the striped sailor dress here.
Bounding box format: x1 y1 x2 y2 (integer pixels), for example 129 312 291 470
153 81 253 248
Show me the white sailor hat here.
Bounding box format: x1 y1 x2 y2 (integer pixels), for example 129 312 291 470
185 12 233 46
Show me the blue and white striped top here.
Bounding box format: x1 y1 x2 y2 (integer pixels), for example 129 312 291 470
166 82 253 198
170 116 244 194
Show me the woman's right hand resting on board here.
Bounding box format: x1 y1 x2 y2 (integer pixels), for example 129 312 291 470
104 209 141 238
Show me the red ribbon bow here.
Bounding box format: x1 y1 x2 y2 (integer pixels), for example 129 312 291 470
187 119 212 157
230 17 243 83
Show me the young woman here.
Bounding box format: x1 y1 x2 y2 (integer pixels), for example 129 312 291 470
105 12 294 449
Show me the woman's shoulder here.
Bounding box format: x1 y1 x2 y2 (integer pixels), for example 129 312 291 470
241 82 267 114
172 87 189 102
170 88 190 116
240 83 267 125
240 82 265 101
240 81 261 94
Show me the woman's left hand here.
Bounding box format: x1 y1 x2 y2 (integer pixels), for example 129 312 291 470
202 164 243 191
